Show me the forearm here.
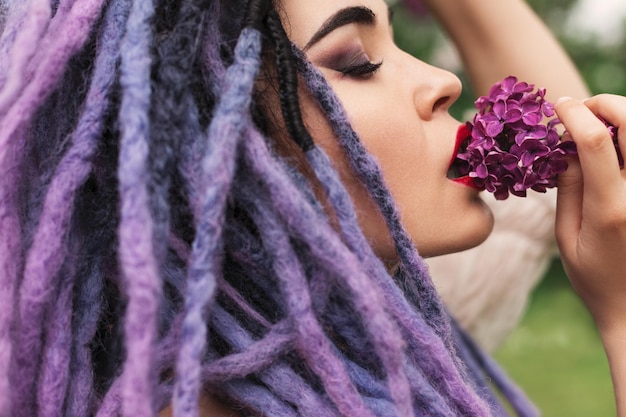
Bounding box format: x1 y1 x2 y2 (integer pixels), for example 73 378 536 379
423 0 589 100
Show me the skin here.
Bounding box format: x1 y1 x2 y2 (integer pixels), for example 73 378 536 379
279 0 493 262
554 94 626 416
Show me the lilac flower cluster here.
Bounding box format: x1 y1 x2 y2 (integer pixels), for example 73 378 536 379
453 76 577 200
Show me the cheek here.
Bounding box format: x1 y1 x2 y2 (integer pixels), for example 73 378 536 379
301 79 493 259
300 92 401 260
332 91 494 257
337 90 438 209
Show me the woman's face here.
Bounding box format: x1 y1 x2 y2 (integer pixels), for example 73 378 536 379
278 0 494 261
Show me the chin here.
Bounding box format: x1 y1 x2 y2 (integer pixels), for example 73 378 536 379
456 221 494 253
417 201 494 258
450 203 495 254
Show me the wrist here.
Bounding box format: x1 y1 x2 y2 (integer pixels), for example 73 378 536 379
596 320 626 415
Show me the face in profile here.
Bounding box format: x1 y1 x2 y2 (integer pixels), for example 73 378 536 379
277 0 494 261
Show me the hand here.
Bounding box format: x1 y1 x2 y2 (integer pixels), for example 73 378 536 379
554 95 626 332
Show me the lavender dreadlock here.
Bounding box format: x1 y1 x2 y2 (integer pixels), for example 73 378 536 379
0 0 538 416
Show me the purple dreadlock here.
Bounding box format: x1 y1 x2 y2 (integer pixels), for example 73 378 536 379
0 0 538 416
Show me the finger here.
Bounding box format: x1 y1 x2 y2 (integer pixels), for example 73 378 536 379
555 96 622 206
584 94 626 168
585 94 626 173
584 94 626 130
555 132 583 255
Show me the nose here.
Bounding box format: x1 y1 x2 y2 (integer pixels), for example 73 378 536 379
402 51 462 120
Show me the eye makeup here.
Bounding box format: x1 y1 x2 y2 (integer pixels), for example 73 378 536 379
337 58 382 79
315 45 383 80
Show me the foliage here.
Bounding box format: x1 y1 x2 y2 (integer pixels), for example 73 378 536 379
495 260 615 417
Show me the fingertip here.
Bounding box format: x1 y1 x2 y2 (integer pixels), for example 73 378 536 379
556 96 574 106
555 97 580 115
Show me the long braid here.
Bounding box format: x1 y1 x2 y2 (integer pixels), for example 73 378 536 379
35 242 77 417
61 3 132 416
5 2 128 415
0 130 23 417
0 1 32 409
1 4 108 416
209 305 340 416
235 167 379 417
0 0 51 114
263 10 314 152
171 2 269 415
292 60 498 410
116 0 160 414
0 0 27 84
240 125 421 416
451 321 539 417
148 0 206 264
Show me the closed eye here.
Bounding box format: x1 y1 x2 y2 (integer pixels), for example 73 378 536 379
337 60 382 79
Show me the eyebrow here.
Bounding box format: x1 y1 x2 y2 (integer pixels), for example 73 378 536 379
303 6 377 51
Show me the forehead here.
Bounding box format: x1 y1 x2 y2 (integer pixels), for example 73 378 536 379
277 0 389 48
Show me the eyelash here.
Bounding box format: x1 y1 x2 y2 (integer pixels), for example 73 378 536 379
337 60 382 79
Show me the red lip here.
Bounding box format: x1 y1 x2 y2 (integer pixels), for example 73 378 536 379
449 124 484 191
452 176 482 190
449 123 471 167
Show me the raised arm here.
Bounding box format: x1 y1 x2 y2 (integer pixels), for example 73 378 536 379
555 94 626 416
421 0 589 99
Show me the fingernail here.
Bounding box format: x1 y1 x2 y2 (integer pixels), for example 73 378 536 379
555 96 573 105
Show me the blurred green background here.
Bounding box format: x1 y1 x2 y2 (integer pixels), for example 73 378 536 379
495 259 615 416
391 1 626 415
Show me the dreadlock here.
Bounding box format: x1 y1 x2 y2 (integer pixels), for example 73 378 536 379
0 0 539 416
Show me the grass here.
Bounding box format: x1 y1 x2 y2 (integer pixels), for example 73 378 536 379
494 258 616 416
